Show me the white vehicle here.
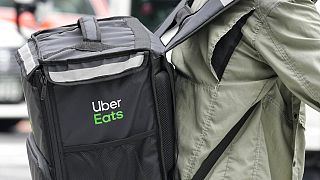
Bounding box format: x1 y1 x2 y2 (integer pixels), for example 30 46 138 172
0 20 29 130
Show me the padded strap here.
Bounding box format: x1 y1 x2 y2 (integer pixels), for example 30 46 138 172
77 16 101 42
157 0 240 52
165 0 240 52
154 0 191 38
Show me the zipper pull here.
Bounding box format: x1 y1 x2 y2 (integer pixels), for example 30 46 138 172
41 78 47 100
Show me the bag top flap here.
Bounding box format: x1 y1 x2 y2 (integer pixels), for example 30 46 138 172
16 16 164 79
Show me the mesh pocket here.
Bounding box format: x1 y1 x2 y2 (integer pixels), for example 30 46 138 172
64 134 162 180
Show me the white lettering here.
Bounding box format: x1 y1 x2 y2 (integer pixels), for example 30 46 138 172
101 101 110 111
110 101 117 109
92 99 122 112
92 101 101 112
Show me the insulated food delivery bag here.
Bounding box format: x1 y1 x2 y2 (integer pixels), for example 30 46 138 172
17 16 175 180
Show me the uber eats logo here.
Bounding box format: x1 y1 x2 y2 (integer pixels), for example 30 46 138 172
92 99 124 125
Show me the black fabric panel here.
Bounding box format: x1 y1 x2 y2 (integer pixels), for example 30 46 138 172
53 65 155 146
211 10 254 80
22 74 51 164
26 134 52 180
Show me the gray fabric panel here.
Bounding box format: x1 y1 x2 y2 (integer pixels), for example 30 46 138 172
165 0 238 51
176 6 192 24
48 54 144 83
142 25 165 53
35 18 135 60
18 42 39 75
125 18 151 49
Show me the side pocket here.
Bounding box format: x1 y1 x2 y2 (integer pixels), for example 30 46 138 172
155 71 175 176
26 134 52 180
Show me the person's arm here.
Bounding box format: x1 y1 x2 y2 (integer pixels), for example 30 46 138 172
255 0 320 111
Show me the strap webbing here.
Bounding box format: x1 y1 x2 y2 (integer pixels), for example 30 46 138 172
154 0 189 38
191 103 259 180
165 0 240 52
77 16 101 42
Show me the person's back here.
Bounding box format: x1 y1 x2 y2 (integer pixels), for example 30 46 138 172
172 0 320 179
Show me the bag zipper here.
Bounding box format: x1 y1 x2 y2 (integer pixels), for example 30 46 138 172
40 77 47 101
39 73 65 180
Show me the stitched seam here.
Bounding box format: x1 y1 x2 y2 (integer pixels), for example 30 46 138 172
251 81 270 107
251 20 268 64
256 0 280 22
177 71 217 88
251 120 262 180
260 3 320 102
207 8 254 78
184 84 219 179
222 143 233 179
251 19 262 49
263 95 287 119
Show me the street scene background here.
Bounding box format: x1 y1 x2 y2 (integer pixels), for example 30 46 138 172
0 0 320 180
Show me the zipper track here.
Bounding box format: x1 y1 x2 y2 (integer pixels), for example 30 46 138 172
39 73 64 180
40 48 150 65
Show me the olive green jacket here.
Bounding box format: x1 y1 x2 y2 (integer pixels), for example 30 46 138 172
172 0 320 179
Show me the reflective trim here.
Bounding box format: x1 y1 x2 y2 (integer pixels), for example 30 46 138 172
18 43 38 75
49 55 144 82
220 0 234 6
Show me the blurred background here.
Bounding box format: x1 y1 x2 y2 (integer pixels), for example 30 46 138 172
0 0 320 180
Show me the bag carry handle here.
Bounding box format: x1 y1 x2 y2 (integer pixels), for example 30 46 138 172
155 0 240 52
77 16 102 42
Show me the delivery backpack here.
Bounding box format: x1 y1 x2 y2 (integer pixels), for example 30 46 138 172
16 0 239 179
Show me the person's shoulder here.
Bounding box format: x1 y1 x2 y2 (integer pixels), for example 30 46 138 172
254 0 291 19
254 0 296 14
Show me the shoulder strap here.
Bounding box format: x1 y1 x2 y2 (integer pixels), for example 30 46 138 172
154 0 240 52
191 103 259 180
154 0 189 38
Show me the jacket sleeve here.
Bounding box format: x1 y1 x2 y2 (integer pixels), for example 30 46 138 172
255 0 320 111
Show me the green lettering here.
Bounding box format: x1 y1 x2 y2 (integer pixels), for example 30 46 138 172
94 113 102 125
102 114 111 123
116 111 124 120
111 111 117 121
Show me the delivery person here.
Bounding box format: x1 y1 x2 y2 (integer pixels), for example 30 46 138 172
172 0 320 179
